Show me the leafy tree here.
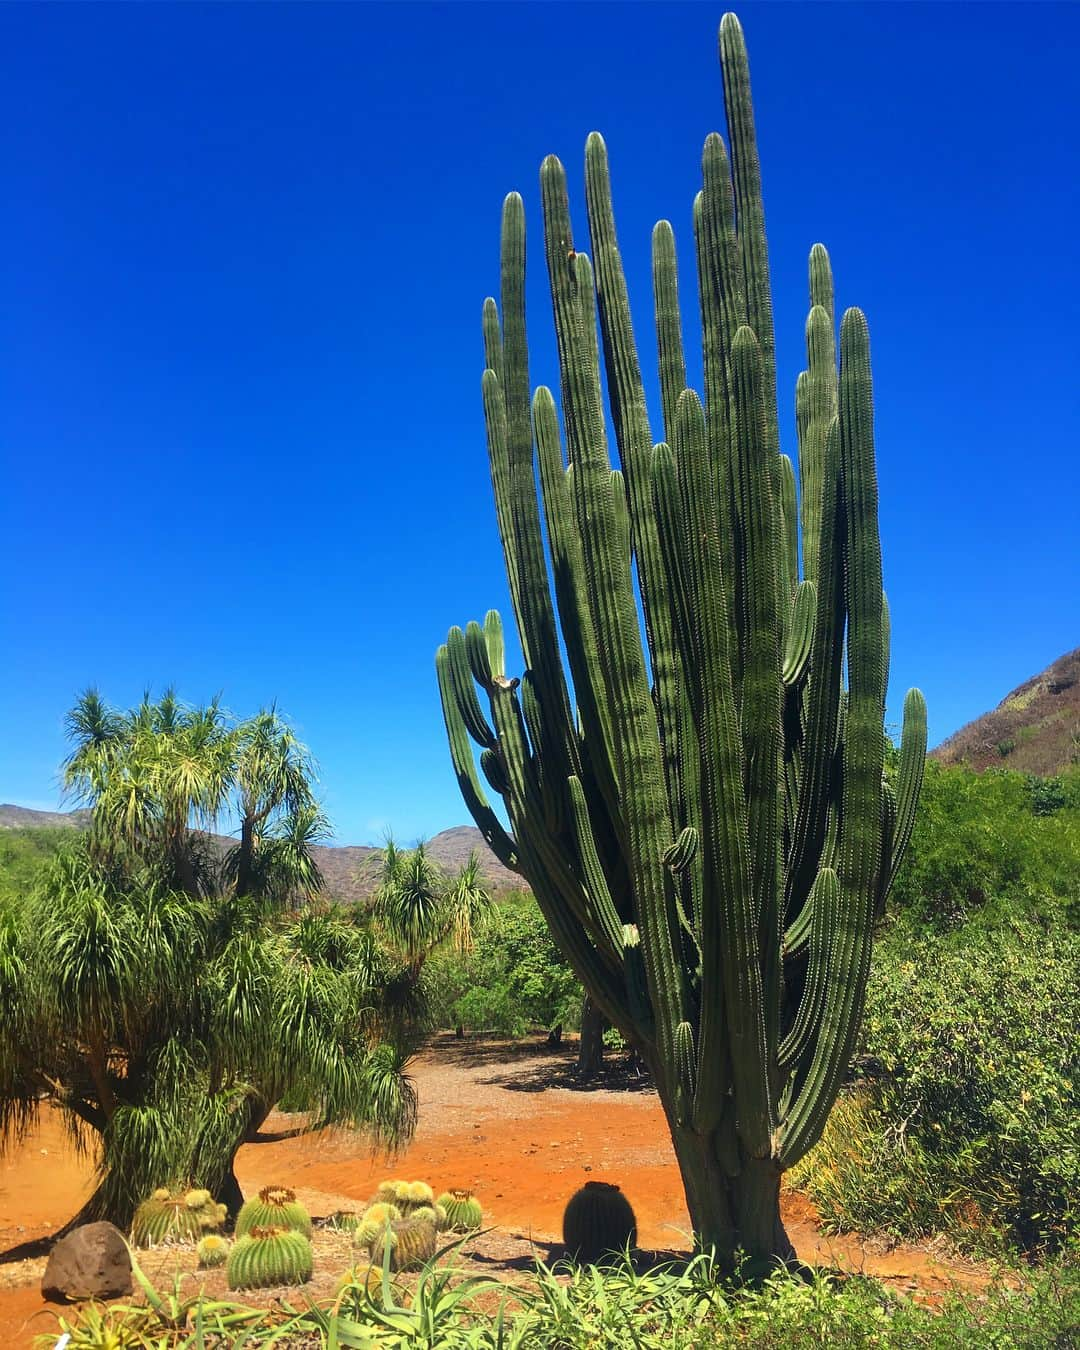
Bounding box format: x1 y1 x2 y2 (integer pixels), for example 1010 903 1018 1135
0 691 422 1229
429 900 582 1039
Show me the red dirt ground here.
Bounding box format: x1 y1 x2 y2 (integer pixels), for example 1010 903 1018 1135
0 1035 984 1347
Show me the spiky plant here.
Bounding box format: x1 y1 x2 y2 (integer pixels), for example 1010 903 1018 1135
366 1217 437 1273
436 10 927 1266
235 1185 312 1239
226 1225 313 1291
563 1182 637 1265
130 1188 223 1248
437 1190 483 1233
196 1234 229 1268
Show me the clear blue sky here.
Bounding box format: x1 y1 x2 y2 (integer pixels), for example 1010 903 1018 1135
2 2 1077 844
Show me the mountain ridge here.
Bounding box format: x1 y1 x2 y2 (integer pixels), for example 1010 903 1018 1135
0 804 523 902
930 646 1079 775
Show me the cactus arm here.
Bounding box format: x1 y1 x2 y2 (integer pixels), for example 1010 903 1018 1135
779 453 798 612
782 582 816 688
585 136 686 840
487 679 627 1018
445 626 496 750
435 642 519 872
730 327 784 1089
784 416 844 922
652 220 688 445
718 14 779 474
800 303 837 588
780 308 886 1169
777 866 838 1074
884 687 928 898
541 154 686 1053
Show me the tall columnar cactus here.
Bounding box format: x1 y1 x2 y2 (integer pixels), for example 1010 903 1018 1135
437 11 926 1265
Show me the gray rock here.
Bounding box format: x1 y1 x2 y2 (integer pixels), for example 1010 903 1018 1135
41 1221 132 1301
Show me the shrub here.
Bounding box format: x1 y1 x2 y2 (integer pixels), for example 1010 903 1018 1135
793 923 1080 1253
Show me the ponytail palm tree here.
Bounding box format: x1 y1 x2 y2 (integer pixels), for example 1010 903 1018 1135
0 691 423 1229
374 841 495 983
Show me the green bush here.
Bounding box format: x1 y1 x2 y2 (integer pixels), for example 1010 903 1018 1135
427 898 582 1037
794 923 1079 1254
890 761 1080 928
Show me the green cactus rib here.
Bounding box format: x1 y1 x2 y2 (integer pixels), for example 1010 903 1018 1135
235 1186 312 1239
437 9 925 1263
226 1229 312 1291
131 1191 223 1248
437 1189 484 1233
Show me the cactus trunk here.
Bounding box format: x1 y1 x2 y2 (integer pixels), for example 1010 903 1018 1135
437 9 926 1269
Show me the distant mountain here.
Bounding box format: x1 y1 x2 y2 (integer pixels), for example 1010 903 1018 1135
0 803 90 829
0 803 523 902
931 647 1080 776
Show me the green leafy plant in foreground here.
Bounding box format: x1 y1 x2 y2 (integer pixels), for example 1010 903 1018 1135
35 1243 1080 1348
436 8 926 1263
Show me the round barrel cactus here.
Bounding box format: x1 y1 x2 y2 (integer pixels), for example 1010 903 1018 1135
562 1182 637 1265
226 1225 313 1291
235 1185 312 1239
364 1217 436 1272
131 1188 224 1248
437 1189 483 1233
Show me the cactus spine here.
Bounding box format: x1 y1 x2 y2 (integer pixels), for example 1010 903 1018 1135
226 1226 313 1291
437 10 926 1266
235 1185 312 1239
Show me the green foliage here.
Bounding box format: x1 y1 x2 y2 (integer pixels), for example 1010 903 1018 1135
793 923 1080 1254
889 761 1080 928
226 1225 313 1290
35 1244 1080 1349
436 10 926 1260
0 827 73 903
235 1184 312 1238
427 899 582 1036
563 1181 637 1265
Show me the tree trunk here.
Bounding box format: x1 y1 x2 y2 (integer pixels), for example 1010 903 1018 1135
667 1116 797 1272
577 996 606 1078
546 1022 563 1046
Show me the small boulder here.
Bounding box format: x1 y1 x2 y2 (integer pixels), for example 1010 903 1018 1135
41 1221 132 1301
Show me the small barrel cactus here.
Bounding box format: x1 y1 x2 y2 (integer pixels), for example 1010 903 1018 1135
361 1201 401 1226
196 1234 230 1268
410 1203 448 1231
131 1188 224 1248
227 1225 313 1290
373 1178 405 1206
402 1181 435 1211
562 1182 637 1265
329 1209 363 1233
437 1189 483 1233
235 1185 312 1239
366 1217 436 1273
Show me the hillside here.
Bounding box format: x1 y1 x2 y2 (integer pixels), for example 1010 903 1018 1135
0 804 523 902
932 647 1080 775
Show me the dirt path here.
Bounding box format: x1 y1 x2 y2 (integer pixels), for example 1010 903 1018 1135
0 1035 984 1346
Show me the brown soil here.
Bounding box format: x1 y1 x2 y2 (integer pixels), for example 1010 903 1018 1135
0 1034 986 1347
